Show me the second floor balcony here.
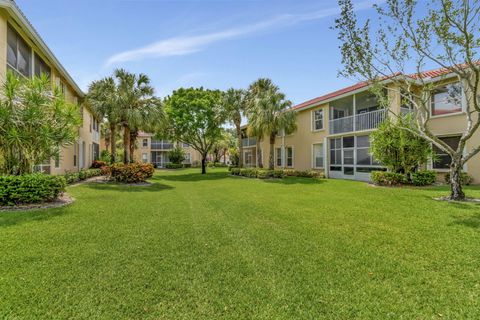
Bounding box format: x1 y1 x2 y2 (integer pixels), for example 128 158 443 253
329 108 388 135
151 140 174 150
242 137 257 147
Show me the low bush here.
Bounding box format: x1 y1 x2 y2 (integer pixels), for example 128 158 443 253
240 168 257 178
445 171 473 186
296 170 322 178
411 170 436 186
110 163 154 183
90 160 107 169
192 160 201 168
230 168 241 175
256 170 274 179
273 169 285 178
371 171 407 186
165 163 184 169
183 163 192 168
64 169 102 184
0 174 66 206
283 169 298 177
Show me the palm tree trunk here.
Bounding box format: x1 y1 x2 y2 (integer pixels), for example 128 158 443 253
449 160 465 201
269 133 275 170
110 124 116 163
256 138 263 168
236 123 243 168
129 130 138 162
123 125 131 164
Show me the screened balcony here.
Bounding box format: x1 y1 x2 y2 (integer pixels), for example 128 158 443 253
242 137 257 147
329 91 387 135
151 140 174 150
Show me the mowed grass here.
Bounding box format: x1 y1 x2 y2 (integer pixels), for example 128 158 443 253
1 169 480 319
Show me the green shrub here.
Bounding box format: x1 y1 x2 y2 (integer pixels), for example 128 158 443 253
445 171 473 186
230 168 241 175
0 174 66 206
90 160 107 169
165 163 183 169
296 170 322 178
100 150 112 164
110 163 154 183
256 170 274 179
283 169 298 177
371 171 407 186
228 166 238 172
214 162 228 167
240 168 257 178
192 160 201 168
168 147 186 164
411 170 436 186
273 169 285 178
63 169 102 185
183 163 192 168
207 162 215 167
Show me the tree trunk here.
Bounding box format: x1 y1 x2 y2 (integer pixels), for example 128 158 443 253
236 123 243 168
269 133 275 170
129 130 138 162
110 124 116 163
256 139 263 168
449 161 465 201
201 156 207 174
123 125 131 164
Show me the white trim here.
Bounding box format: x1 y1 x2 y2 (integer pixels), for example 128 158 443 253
429 81 464 119
311 108 325 132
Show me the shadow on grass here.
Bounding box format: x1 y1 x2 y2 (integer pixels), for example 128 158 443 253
155 171 230 182
84 182 174 192
0 206 69 228
452 211 480 229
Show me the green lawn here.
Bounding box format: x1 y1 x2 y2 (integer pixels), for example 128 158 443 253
1 168 480 319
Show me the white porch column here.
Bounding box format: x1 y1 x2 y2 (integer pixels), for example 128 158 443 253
324 137 329 178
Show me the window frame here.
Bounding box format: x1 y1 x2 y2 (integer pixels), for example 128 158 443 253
286 146 294 168
312 109 324 131
142 139 148 147
430 82 464 118
432 135 462 171
7 24 32 78
312 143 324 169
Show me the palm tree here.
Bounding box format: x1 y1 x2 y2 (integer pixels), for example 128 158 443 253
223 88 247 167
114 69 162 164
87 77 120 163
246 78 297 170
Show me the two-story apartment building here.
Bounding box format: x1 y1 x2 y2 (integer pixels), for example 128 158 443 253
134 132 202 168
0 0 101 174
243 69 480 183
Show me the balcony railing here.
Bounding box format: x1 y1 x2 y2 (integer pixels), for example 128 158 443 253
151 141 174 150
329 109 387 134
242 137 257 147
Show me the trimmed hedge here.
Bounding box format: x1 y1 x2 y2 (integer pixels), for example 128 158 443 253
371 171 408 186
165 163 184 169
0 174 66 206
110 163 154 183
64 169 102 184
445 171 473 186
90 160 107 169
411 170 436 186
230 168 323 180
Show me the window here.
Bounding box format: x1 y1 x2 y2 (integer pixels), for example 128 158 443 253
312 109 324 131
183 143 190 148
73 154 77 167
93 143 100 161
286 147 293 167
330 138 342 165
184 153 192 163
7 25 32 77
143 139 148 147
433 136 461 169
276 148 282 167
431 83 463 116
313 144 324 168
34 53 50 77
142 153 148 163
356 135 371 165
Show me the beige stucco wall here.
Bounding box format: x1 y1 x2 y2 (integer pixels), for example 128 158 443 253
0 9 100 175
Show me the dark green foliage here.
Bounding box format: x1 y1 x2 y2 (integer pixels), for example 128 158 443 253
445 172 473 186
231 168 323 179
165 163 184 169
0 174 66 206
167 147 186 165
64 169 102 185
371 171 408 186
110 163 154 183
411 170 437 186
90 160 107 169
370 118 433 175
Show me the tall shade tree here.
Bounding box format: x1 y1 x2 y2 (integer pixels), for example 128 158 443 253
223 88 247 167
87 77 120 163
165 88 225 174
0 72 81 175
335 0 480 201
246 78 297 170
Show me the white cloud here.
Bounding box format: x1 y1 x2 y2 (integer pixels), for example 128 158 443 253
105 0 382 67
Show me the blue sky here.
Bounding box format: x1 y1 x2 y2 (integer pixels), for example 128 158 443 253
17 0 382 105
